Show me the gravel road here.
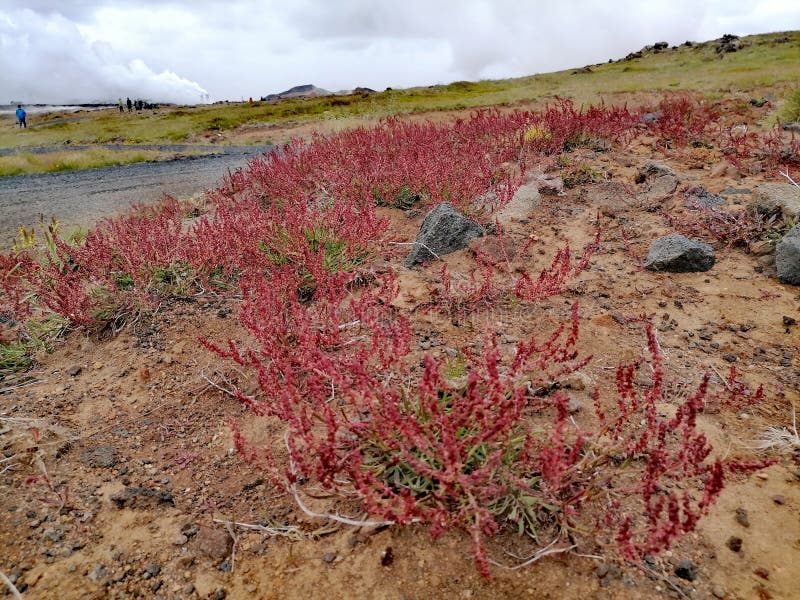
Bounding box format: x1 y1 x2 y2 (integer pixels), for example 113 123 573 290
0 145 272 245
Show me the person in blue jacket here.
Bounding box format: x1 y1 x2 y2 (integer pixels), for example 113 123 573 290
15 105 27 128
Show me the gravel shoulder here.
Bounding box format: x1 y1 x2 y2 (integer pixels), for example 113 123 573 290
0 146 272 243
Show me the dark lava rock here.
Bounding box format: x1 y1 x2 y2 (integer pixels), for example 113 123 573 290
404 202 484 267
110 487 174 509
783 316 797 326
142 563 161 579
674 559 697 581
81 446 118 469
644 234 715 272
776 224 800 285
685 186 725 209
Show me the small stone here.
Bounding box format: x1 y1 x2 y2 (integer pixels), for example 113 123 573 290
110 486 174 509
595 563 611 578
783 316 797 326
182 583 195 594
181 522 200 538
194 526 232 560
722 353 738 363
172 534 189 546
771 494 787 505
674 559 697 582
644 234 715 273
560 372 591 391
712 584 726 598
81 446 119 469
734 508 750 527
88 564 108 582
322 552 337 563
42 527 65 543
754 567 769 580
726 536 743 552
143 563 161 579
150 580 162 593
209 588 227 600
217 559 233 572
67 365 82 377
566 397 583 414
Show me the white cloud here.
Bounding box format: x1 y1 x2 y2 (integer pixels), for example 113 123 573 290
1 0 798 104
0 8 208 104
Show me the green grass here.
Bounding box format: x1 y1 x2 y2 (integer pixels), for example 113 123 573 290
0 315 67 380
0 31 797 163
780 87 800 122
0 148 209 177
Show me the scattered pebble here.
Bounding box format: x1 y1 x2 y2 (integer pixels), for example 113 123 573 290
87 564 108 582
674 559 697 582
734 508 750 527
771 494 787 505
322 552 337 563
67 365 82 377
712 584 727 598
726 536 743 552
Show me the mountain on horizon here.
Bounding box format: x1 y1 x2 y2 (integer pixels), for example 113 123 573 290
261 84 333 101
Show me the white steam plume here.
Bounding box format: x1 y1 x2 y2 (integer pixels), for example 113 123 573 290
0 9 209 104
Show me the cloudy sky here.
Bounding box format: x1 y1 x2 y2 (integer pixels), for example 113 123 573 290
1 0 798 105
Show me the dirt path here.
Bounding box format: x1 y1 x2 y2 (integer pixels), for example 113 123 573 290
0 146 272 244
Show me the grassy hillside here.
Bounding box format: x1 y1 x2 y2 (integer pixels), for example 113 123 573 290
0 31 797 155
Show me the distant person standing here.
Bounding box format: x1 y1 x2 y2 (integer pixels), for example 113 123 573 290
126 97 133 112
118 98 124 113
15 105 26 128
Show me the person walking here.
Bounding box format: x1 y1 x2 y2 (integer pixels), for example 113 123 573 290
118 98 124 113
126 97 133 112
15 105 26 128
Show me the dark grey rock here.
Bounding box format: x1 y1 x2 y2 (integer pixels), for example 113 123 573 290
110 487 174 509
67 365 82 377
720 188 751 196
782 122 800 132
42 527 65 543
639 161 675 179
776 225 800 285
142 563 161 579
404 202 484 267
685 187 725 209
644 234 715 272
674 559 697 581
81 446 118 469
217 558 233 572
640 110 663 123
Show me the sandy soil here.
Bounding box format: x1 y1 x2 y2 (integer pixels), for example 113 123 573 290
1 109 799 600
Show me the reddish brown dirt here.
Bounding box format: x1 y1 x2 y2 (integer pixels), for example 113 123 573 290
2 106 800 600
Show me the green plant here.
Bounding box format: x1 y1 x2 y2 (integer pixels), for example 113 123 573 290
780 87 800 122
0 314 67 379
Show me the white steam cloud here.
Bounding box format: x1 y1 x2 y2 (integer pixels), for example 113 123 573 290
0 9 209 104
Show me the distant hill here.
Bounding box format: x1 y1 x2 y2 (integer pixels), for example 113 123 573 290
261 84 333 102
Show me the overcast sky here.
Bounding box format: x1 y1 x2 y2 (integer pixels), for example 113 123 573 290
1 0 798 105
